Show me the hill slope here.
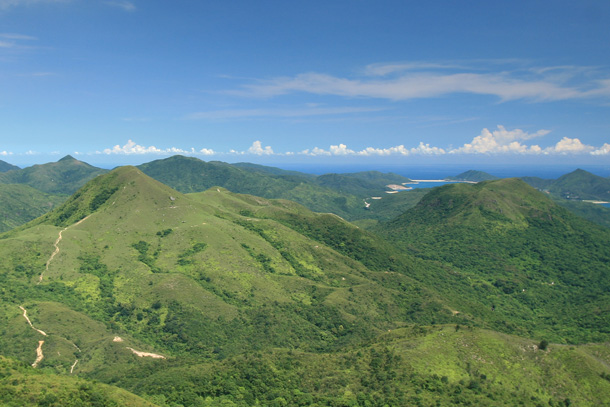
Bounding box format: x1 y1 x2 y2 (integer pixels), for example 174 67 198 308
0 184 66 233
377 178 610 343
0 159 19 172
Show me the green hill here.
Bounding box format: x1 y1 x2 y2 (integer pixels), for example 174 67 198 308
2 169 610 405
0 159 19 172
447 170 499 182
0 355 157 407
377 178 610 343
548 168 610 201
0 184 66 233
137 155 373 219
0 155 108 195
522 169 610 201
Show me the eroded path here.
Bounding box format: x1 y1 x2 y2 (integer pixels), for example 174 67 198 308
39 215 91 284
32 340 44 368
19 306 47 336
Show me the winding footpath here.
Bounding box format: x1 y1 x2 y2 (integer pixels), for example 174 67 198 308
39 215 90 284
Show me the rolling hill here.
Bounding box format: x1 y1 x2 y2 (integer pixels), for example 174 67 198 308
1 168 610 405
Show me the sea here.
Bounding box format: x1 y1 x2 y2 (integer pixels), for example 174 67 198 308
275 163 610 180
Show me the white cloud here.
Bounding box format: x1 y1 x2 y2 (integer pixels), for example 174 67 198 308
99 140 190 155
410 142 446 155
199 148 215 155
104 1 135 12
0 150 13 156
247 140 274 155
450 126 549 154
0 0 69 10
544 137 594 154
299 142 445 157
591 143 610 156
329 144 355 155
231 62 610 103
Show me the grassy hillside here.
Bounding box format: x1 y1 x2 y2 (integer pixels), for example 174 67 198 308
137 155 374 219
377 178 610 343
0 184 66 233
0 155 108 195
2 168 610 405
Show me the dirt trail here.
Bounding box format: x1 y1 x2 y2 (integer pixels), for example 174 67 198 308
70 359 79 374
39 215 91 284
19 306 47 336
32 340 44 368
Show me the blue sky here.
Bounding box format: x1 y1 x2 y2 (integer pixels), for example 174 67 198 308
1 0 610 168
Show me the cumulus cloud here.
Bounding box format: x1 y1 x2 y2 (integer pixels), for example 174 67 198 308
591 143 610 156
450 125 549 154
544 137 594 154
0 150 12 156
246 141 274 155
298 142 446 157
99 140 191 155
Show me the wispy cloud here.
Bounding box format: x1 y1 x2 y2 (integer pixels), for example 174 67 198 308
0 0 69 10
228 62 610 103
104 1 135 12
0 32 38 50
186 106 386 120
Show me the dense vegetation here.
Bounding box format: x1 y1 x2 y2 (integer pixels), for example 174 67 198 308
377 179 610 343
0 160 610 405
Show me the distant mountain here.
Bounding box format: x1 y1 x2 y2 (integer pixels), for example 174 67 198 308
232 161 316 178
138 155 375 219
548 168 610 201
447 169 499 182
0 155 108 195
378 178 610 343
521 169 610 201
0 184 66 233
0 159 19 172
